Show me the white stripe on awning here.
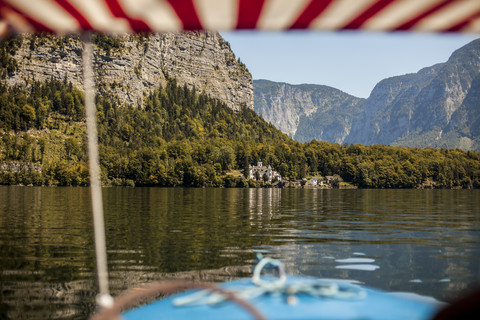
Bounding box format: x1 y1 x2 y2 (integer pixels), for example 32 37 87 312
257 0 311 30
119 0 181 32
413 0 480 32
195 0 238 31
70 0 131 33
363 0 445 31
5 0 79 33
310 0 378 30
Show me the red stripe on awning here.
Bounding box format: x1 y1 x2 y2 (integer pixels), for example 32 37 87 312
342 0 396 30
166 0 203 30
105 0 151 32
236 0 265 29
394 0 452 31
289 0 333 30
54 0 93 31
445 10 480 32
0 0 53 33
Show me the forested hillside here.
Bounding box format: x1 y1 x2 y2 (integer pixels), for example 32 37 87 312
1 77 480 189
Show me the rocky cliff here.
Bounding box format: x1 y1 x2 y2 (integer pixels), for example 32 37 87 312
254 80 363 140
345 39 480 150
255 38 480 151
2 32 253 111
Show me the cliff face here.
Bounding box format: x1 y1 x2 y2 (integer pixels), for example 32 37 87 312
254 80 320 137
253 80 364 141
344 67 440 146
4 32 253 111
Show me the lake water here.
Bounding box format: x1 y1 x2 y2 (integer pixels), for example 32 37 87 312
1 187 479 319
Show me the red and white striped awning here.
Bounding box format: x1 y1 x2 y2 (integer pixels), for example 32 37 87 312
0 0 479 35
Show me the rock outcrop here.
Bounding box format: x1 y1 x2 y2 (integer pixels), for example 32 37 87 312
3 32 253 111
253 80 364 142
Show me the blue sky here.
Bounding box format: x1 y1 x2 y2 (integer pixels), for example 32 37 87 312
221 31 478 98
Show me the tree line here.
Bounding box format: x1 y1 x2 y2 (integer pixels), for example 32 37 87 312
0 77 479 188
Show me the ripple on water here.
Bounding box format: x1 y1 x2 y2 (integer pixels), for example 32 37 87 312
335 258 375 264
335 264 380 271
353 252 366 256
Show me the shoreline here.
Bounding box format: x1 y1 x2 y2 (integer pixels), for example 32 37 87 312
1 183 476 190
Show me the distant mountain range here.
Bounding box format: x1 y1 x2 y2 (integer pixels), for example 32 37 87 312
254 38 480 151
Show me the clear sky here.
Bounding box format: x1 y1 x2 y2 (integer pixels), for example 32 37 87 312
221 31 479 98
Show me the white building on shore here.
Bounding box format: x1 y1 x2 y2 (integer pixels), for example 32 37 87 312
309 177 324 186
248 160 281 182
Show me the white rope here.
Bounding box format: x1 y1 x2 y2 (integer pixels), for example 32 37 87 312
82 32 112 307
251 257 286 287
173 257 367 307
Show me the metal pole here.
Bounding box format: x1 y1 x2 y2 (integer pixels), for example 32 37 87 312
82 32 113 309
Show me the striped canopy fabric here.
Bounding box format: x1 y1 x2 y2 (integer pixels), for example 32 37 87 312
0 0 479 35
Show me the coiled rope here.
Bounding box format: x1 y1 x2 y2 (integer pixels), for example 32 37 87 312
174 257 366 307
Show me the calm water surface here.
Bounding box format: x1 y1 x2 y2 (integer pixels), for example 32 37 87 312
1 187 479 319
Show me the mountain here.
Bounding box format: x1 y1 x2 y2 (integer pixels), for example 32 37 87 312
253 80 364 141
256 39 480 151
1 32 252 111
345 39 480 150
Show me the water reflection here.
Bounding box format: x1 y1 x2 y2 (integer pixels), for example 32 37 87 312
0 187 479 319
248 188 282 217
0 187 97 319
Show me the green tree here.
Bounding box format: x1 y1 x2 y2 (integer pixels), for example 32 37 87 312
20 104 36 130
217 145 235 171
